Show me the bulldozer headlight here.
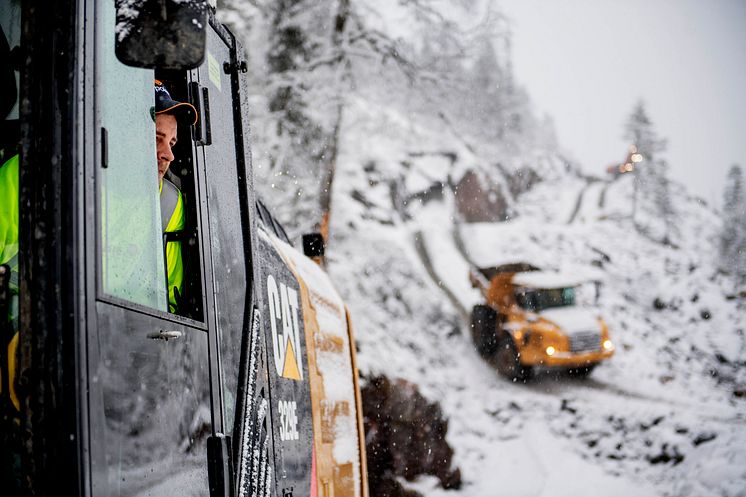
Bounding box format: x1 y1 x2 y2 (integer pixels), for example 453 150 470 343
546 346 556 356
603 339 613 351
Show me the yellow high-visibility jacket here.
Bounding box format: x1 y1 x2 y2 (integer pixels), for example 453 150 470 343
160 178 184 313
0 154 19 410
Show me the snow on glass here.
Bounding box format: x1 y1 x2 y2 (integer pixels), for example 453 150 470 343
115 0 206 41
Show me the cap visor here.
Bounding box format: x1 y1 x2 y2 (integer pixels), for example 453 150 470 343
156 102 198 126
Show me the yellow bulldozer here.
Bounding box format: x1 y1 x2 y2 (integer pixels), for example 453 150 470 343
469 263 614 381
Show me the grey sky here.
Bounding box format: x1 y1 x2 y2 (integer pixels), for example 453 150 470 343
498 0 746 204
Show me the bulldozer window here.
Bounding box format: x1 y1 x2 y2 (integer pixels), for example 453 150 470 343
516 287 575 312
0 1 20 124
98 0 167 311
97 0 203 318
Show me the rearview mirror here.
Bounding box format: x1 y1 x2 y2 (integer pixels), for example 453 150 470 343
302 233 325 258
115 0 207 70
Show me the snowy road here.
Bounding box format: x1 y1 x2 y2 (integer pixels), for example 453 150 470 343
413 229 470 321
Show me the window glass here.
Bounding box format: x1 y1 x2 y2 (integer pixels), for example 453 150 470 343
516 287 575 312
98 0 167 310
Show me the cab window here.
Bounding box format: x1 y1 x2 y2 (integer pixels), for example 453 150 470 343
98 0 167 311
98 3 203 319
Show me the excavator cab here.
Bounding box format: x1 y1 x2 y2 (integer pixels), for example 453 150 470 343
1 1 368 496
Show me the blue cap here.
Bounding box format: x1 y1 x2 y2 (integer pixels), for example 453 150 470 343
154 79 197 126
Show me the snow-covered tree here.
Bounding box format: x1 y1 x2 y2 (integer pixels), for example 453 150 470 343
220 0 347 236
624 101 677 244
266 0 323 149
218 0 557 238
720 164 746 281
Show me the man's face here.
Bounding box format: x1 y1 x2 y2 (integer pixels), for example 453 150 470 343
155 113 178 183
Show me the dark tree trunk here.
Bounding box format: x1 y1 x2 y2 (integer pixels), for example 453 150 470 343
317 0 350 238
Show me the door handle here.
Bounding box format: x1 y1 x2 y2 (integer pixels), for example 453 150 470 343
147 330 183 341
189 82 212 146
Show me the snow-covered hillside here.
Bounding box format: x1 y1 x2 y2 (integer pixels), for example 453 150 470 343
325 104 746 496
216 2 745 494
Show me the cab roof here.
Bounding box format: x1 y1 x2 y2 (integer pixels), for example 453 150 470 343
474 263 540 280
511 271 589 289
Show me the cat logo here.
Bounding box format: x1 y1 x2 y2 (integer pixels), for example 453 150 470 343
267 274 303 381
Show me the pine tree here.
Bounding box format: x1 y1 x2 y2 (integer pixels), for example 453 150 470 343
720 164 746 281
266 0 324 148
468 35 505 142
652 159 678 244
624 101 675 243
219 0 553 237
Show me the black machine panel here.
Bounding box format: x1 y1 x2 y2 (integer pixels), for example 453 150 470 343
255 227 313 497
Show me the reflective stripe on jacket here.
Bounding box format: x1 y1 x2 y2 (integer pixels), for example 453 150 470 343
0 154 19 410
160 178 184 313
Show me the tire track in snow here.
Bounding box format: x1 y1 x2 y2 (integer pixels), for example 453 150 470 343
583 378 746 424
599 180 611 209
526 374 746 425
566 181 590 224
452 221 478 268
412 230 470 322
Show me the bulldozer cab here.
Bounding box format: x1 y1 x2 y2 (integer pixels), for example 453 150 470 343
512 271 601 312
1 1 367 496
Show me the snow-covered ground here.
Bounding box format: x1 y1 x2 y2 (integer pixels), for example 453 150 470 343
216 1 744 493
324 101 746 496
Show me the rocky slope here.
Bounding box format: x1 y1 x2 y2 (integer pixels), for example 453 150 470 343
324 95 746 496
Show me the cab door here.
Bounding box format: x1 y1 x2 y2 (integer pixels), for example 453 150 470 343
86 1 214 495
